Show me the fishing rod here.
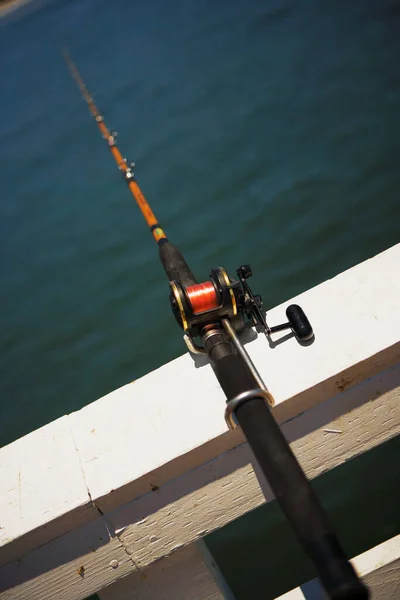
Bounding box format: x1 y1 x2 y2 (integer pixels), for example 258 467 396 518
63 49 369 600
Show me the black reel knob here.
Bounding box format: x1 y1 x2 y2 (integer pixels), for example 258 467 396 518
237 264 252 279
286 304 313 341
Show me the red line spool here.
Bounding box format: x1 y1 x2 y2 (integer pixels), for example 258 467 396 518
186 282 219 314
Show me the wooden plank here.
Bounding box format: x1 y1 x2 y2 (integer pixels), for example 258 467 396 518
0 368 398 599
0 416 96 565
276 534 400 599
107 368 400 570
0 517 136 600
98 542 224 600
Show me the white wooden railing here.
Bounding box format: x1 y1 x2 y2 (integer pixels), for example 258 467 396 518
1 244 399 600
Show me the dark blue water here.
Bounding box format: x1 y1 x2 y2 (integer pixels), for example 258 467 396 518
1 0 399 447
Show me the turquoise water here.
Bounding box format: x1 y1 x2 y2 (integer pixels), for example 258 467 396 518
1 0 399 447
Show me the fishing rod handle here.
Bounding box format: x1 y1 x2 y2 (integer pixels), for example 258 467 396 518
204 330 369 600
158 239 197 287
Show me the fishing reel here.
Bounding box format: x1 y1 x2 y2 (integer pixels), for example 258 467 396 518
170 264 313 352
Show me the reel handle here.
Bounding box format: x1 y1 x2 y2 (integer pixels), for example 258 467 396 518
286 304 313 340
268 304 314 341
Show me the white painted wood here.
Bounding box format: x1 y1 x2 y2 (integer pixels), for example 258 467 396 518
276 534 400 599
98 542 224 600
1 366 398 600
0 415 96 565
105 369 400 570
0 244 399 600
0 517 136 600
196 539 236 600
356 536 400 600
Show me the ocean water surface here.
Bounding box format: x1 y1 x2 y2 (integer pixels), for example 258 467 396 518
1 0 399 450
